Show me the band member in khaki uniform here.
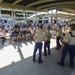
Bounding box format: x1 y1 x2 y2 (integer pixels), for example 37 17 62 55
43 27 52 56
58 24 75 68
33 25 46 63
56 26 62 49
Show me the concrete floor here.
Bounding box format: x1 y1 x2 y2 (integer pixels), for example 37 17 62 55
0 39 75 75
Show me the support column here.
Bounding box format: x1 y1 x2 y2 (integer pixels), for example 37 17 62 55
14 10 16 23
68 12 72 24
68 12 71 22
23 11 25 23
51 10 53 25
56 9 58 24
36 11 38 25
0 8 1 18
26 10 27 24
12 7 14 25
48 11 50 25
42 16 44 24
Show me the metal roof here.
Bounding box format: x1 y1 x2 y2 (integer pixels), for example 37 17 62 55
0 0 75 13
0 0 75 17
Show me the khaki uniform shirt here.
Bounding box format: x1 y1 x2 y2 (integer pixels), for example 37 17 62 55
34 30 46 43
63 30 75 45
45 32 52 41
57 29 62 36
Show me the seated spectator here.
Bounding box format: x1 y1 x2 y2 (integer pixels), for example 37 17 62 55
0 28 6 44
4 24 9 33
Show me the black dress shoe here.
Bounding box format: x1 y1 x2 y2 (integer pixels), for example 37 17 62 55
55 48 59 50
48 53 51 55
33 60 36 62
33 60 35 62
38 60 43 63
57 62 64 67
43 54 47 56
70 65 73 68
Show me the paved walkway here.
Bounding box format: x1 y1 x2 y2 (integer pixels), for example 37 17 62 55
0 39 75 75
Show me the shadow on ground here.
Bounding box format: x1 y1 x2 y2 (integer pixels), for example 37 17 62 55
0 40 75 75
